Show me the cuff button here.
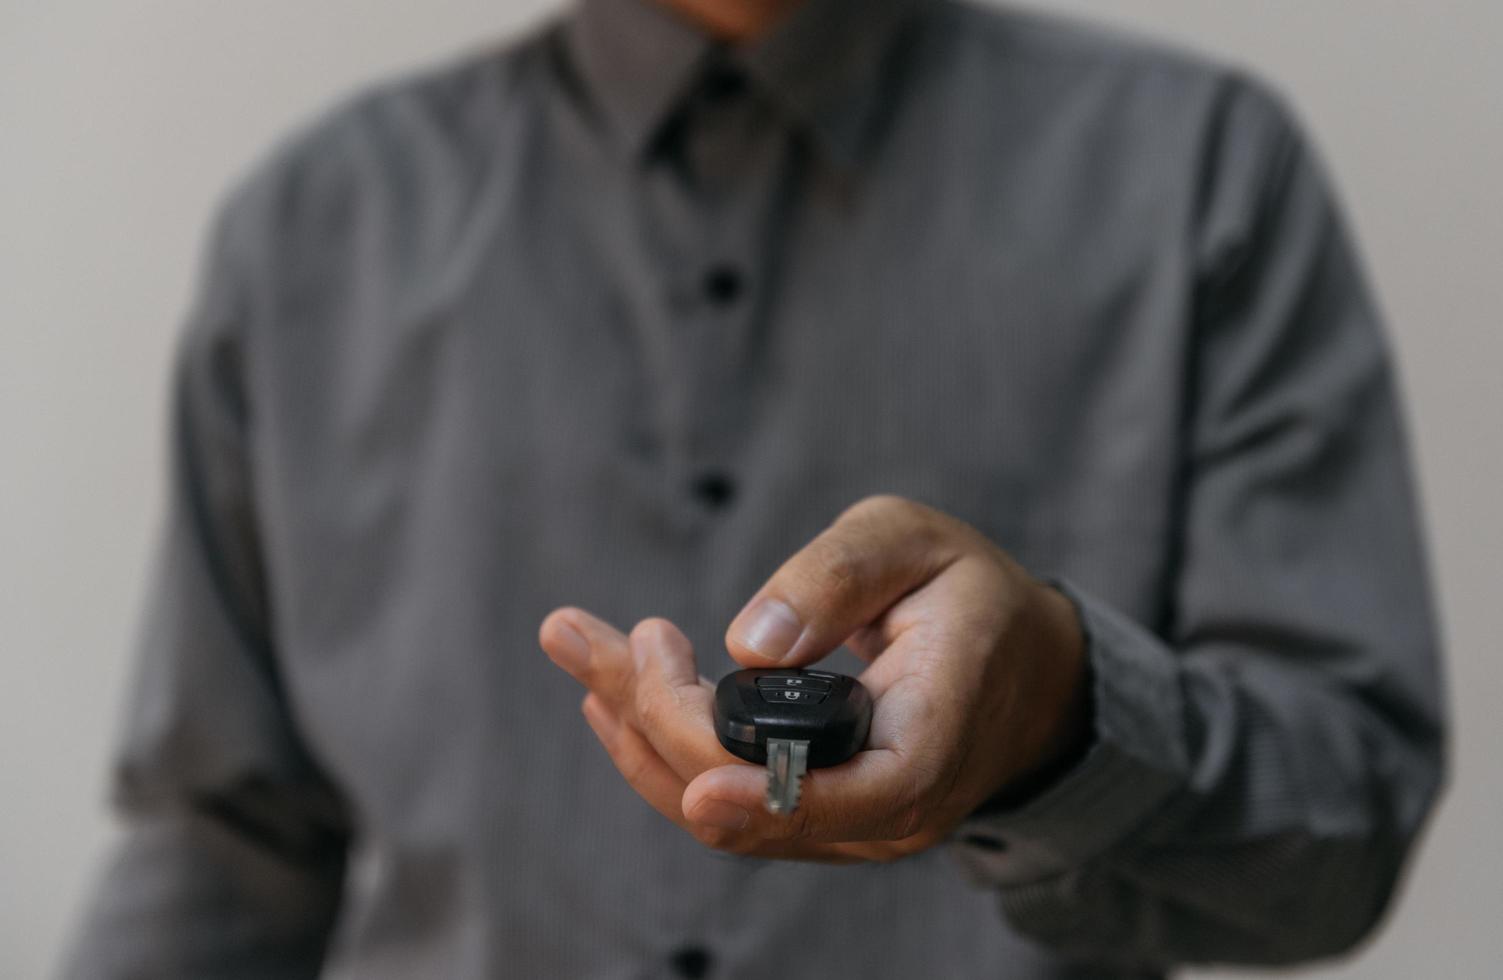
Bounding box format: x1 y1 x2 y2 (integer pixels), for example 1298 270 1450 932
962 833 1009 853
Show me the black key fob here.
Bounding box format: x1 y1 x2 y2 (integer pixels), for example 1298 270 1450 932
713 668 872 768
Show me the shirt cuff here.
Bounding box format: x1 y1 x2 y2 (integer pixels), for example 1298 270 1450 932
947 578 1190 886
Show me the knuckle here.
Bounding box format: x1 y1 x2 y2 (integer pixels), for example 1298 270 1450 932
909 761 949 810
634 687 667 730
843 493 910 523
629 616 670 646
780 805 819 843
890 769 945 840
907 754 967 823
839 494 954 560
616 748 653 787
806 537 866 600
589 654 632 700
891 796 927 841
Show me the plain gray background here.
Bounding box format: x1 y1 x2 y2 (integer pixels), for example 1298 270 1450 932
2 2 1499 976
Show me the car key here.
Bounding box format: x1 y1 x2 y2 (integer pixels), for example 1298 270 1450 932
713 668 873 814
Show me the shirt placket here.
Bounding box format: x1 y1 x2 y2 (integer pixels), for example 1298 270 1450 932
646 60 795 526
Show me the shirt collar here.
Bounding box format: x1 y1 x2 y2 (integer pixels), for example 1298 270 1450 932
564 0 927 167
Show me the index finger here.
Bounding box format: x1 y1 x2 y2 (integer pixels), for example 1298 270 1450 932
627 618 741 780
724 495 963 669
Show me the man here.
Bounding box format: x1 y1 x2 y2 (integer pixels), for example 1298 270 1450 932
63 0 1446 976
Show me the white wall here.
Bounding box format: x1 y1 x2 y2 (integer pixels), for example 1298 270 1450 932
2 2 1499 977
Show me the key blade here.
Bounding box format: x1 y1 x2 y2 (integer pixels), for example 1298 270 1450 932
765 738 810 814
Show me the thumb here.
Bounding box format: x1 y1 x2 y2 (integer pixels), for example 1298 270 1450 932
725 496 961 667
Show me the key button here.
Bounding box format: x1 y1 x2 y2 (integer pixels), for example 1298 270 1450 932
755 675 832 693
761 688 826 705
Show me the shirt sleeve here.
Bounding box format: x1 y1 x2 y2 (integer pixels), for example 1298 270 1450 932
59 183 352 980
948 76 1447 969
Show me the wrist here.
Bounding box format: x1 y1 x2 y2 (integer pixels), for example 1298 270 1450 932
982 581 1094 811
1033 581 1092 768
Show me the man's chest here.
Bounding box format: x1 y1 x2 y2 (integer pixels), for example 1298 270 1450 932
245 126 1190 798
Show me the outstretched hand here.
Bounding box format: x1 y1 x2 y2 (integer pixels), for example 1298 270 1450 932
539 495 1089 863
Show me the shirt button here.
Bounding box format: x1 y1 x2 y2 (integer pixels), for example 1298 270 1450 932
701 63 747 103
690 470 737 510
702 265 744 306
669 944 714 978
962 833 1009 853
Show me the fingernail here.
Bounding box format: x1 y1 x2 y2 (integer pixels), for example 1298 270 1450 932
691 799 751 830
550 623 591 673
731 598 803 662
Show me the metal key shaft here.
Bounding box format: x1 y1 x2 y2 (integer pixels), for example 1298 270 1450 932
764 738 809 814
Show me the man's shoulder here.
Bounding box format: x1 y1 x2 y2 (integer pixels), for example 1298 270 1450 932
937 2 1296 121
935 2 1301 166
942 1 1224 82
208 16 560 257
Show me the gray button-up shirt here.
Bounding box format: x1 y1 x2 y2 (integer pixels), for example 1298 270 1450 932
62 0 1446 976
